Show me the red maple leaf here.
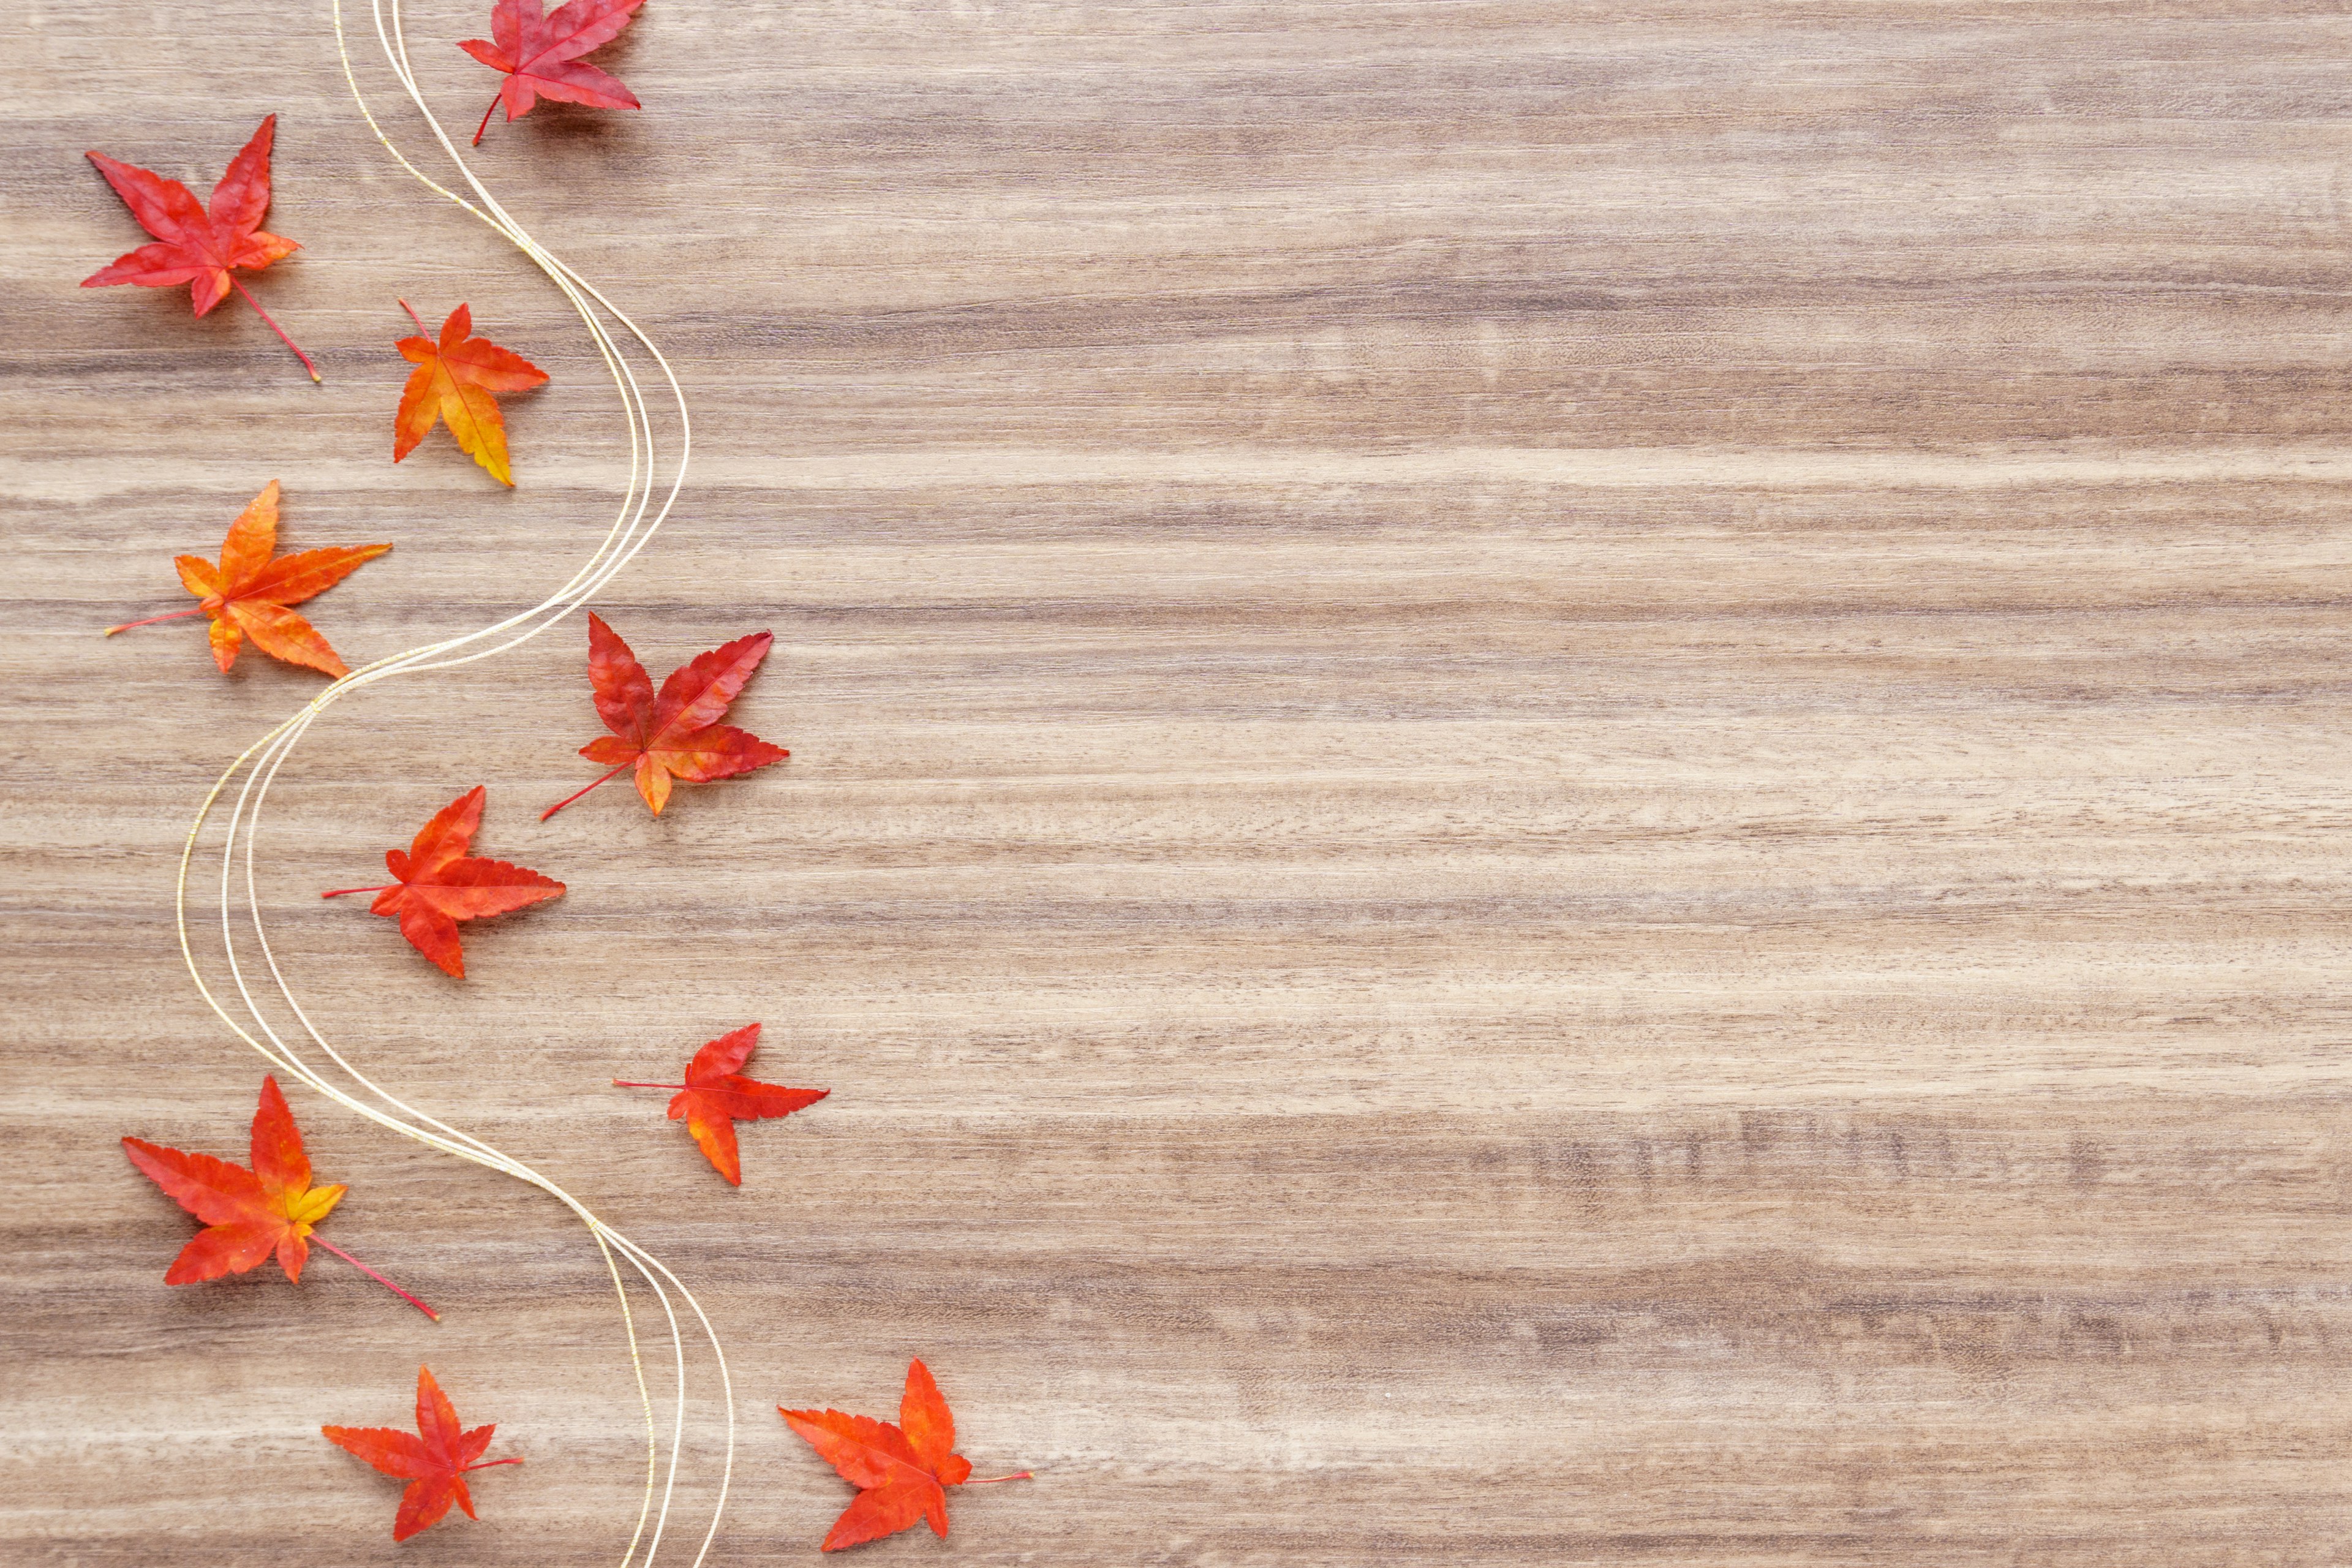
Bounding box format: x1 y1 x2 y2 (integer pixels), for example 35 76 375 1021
81 115 319 381
541 612 788 819
459 0 646 146
322 786 564 977
781 1359 1030 1552
121 1074 437 1317
394 300 549 486
612 1023 826 1185
324 1366 522 1541
102 480 389 676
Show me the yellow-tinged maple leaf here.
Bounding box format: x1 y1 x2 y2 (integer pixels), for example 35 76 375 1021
393 299 548 484
121 1075 437 1317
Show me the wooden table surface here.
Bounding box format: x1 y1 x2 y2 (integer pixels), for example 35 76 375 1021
6 2 2350 1563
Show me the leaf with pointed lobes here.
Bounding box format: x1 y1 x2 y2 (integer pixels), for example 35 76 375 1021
614 1023 826 1184
123 1074 344 1286
394 301 548 485
325 786 564 977
782 1359 1030 1552
121 1075 437 1318
104 480 388 676
325 1366 522 1541
81 115 320 379
459 0 646 145
542 612 788 819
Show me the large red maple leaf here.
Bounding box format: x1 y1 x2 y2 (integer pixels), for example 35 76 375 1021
541 612 788 819
81 115 318 380
322 786 564 977
121 1074 436 1317
324 1366 522 1541
612 1023 826 1185
459 0 646 145
781 1359 1028 1552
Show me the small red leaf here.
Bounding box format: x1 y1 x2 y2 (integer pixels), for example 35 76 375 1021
542 613 789 818
394 301 548 485
614 1023 826 1185
121 1076 433 1317
82 116 319 379
327 787 564 976
325 1367 519 1542
459 0 646 145
107 481 387 676
780 1360 1027 1552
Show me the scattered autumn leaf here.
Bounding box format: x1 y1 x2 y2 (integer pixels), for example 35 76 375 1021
102 481 389 676
612 1023 826 1185
122 1074 437 1318
323 786 564 977
459 0 646 146
394 300 548 486
542 612 788 819
82 114 319 381
782 1359 1030 1552
325 1366 522 1541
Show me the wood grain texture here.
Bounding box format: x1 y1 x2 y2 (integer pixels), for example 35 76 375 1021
4 1 2350 1562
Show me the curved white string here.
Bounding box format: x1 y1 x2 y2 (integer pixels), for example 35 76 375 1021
164 5 737 1563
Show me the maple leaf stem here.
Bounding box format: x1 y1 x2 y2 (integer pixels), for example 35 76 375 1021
320 885 395 899
103 605 206 636
398 296 429 334
541 761 633 821
311 1235 441 1321
229 277 322 383
966 1472 1035 1485
465 1457 526 1471
473 94 502 147
611 1080 688 1090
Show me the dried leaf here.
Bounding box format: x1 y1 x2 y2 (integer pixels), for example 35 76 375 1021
459 0 646 145
82 115 318 379
105 481 388 676
324 786 564 977
394 301 548 485
781 1359 1028 1552
121 1075 435 1317
325 1366 521 1541
612 1023 826 1185
542 612 788 818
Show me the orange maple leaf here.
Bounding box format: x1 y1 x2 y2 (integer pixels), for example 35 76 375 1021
322 786 564 977
103 481 388 676
781 1360 1030 1552
393 300 548 485
325 1366 522 1541
612 1023 827 1184
541 612 790 818
121 1074 436 1317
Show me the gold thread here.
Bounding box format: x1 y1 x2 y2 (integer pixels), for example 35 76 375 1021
154 4 739 1562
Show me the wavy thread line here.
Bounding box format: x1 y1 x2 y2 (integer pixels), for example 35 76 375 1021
165 5 734 1563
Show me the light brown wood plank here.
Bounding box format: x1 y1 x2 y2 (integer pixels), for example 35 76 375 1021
4 1 2350 1562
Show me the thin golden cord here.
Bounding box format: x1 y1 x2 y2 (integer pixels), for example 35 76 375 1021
225 709 683 1562
157 3 734 1563
345 4 734 1556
